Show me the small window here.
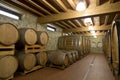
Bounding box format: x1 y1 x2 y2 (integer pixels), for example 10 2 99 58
0 6 22 20
47 24 56 32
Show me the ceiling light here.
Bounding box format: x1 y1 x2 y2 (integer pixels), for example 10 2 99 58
88 25 94 30
90 30 95 34
84 18 93 25
94 35 97 38
76 2 86 11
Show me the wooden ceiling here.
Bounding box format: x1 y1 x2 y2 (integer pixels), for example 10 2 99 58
1 0 120 36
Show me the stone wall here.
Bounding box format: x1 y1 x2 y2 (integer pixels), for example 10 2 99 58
0 2 62 50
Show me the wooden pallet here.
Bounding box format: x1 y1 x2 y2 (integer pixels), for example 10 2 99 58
24 45 46 53
0 44 15 56
49 64 66 70
18 65 45 75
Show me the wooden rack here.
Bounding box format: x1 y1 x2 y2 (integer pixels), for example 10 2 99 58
0 44 15 56
18 65 45 75
24 45 46 53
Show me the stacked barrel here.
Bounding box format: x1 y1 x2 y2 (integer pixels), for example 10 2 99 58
47 50 79 68
58 35 91 58
15 28 48 72
0 23 19 79
102 21 120 79
0 23 49 78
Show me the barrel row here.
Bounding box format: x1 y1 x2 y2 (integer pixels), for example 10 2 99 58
0 51 48 79
46 50 80 67
58 36 91 56
0 23 49 46
0 23 49 79
102 21 120 77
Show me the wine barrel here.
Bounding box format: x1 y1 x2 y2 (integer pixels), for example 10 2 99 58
16 28 37 46
36 52 48 66
58 36 83 51
70 51 76 62
36 31 49 45
0 23 19 46
105 31 111 63
15 52 36 71
58 36 67 49
0 55 18 79
47 51 69 67
111 21 120 75
61 50 74 64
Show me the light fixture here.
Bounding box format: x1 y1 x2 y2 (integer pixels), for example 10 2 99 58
84 18 93 26
90 30 95 34
94 35 97 38
76 2 86 11
88 25 94 30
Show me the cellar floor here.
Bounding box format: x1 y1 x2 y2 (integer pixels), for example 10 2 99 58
13 53 115 80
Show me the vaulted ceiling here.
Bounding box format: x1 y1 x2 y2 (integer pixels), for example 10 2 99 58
1 0 120 36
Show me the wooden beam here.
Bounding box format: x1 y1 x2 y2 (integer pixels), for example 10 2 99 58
109 0 115 3
73 19 83 27
37 2 120 23
60 21 72 28
63 25 111 32
26 0 52 15
54 22 68 29
67 20 78 28
96 0 100 6
52 0 68 11
104 15 109 25
10 0 45 16
83 32 105 36
67 0 76 9
39 0 60 14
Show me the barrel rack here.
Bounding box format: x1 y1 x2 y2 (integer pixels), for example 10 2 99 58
17 44 46 74
0 44 15 80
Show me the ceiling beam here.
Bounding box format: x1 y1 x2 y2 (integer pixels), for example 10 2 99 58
25 0 52 15
63 25 111 33
54 22 68 29
52 0 67 11
37 2 120 23
10 0 45 16
39 0 60 14
60 21 72 28
67 20 78 28
83 32 105 36
96 0 100 6
104 15 109 25
67 0 76 10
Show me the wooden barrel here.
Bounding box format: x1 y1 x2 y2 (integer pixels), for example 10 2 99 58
15 52 36 71
62 50 74 64
36 52 48 66
0 55 18 79
36 31 49 45
47 51 69 67
0 23 19 46
70 51 76 62
16 28 37 46
105 31 111 62
74 50 79 60
58 36 83 51
58 36 66 49
111 21 120 75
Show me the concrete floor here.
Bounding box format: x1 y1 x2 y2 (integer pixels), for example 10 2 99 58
13 53 115 80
